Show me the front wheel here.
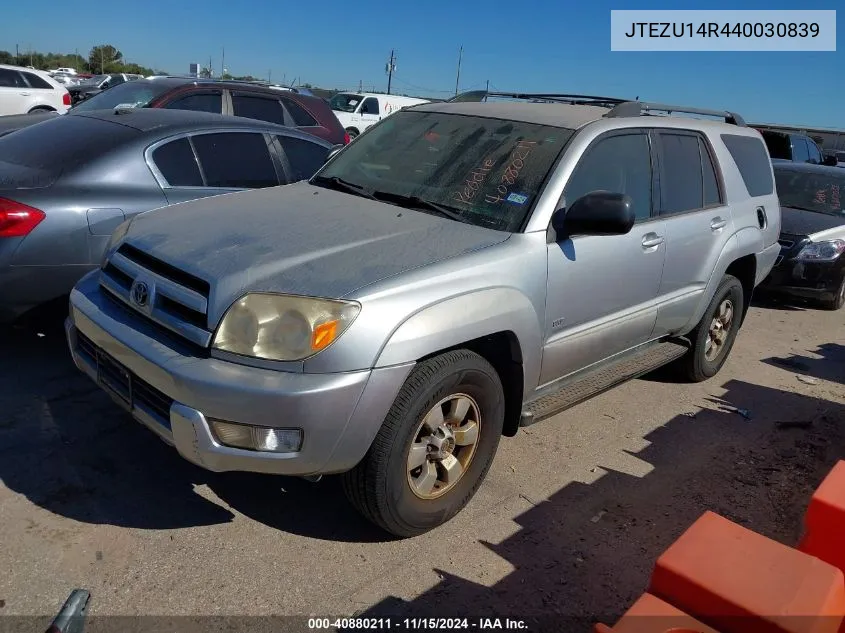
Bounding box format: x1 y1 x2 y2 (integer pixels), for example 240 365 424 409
341 349 505 537
820 274 845 311
679 274 744 382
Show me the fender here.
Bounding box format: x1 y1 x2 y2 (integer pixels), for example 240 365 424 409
374 287 543 397
682 227 763 333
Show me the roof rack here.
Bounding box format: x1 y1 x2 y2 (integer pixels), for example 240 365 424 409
604 101 746 126
448 90 627 108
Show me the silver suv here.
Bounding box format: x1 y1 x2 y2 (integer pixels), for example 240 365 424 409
65 92 781 537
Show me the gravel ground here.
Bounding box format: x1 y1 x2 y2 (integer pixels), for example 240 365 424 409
0 295 843 632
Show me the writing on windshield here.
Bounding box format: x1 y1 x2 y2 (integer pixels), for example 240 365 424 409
775 168 845 215
316 111 573 232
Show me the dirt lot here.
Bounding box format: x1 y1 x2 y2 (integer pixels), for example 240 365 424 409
0 296 843 631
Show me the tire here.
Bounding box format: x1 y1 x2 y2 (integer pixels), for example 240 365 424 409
820 275 845 311
345 127 359 140
28 107 55 114
679 274 744 383
341 349 505 537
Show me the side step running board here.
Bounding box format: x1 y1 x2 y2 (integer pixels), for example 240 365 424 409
520 341 689 426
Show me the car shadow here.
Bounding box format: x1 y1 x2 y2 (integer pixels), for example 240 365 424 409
751 291 811 312
0 307 390 543
762 343 845 387
347 379 845 631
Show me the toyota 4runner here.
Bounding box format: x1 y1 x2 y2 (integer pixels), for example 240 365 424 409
65 92 781 537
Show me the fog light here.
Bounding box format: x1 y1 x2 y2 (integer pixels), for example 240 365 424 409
208 419 303 453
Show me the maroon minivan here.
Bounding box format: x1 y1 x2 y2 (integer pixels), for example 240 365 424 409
71 77 350 146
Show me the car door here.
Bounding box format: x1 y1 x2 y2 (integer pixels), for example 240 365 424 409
650 129 733 336
230 92 287 125
272 134 330 183
540 130 667 385
148 132 281 205
0 68 31 115
162 90 224 114
358 97 381 130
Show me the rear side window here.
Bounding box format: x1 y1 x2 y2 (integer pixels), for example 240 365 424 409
791 137 810 163
720 134 774 197
277 135 329 182
191 132 278 188
152 138 203 187
232 94 285 125
22 72 53 90
657 133 703 215
0 69 26 88
164 91 222 114
283 98 318 127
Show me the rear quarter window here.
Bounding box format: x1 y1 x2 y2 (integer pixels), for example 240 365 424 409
22 72 54 90
720 134 774 197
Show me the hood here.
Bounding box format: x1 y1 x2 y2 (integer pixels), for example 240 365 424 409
780 206 845 238
123 182 510 319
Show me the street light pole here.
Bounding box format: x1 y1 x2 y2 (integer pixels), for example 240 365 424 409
455 45 463 96
386 49 396 95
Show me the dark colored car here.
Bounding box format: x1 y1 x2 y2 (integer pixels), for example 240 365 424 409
759 129 837 166
761 162 845 310
67 73 142 104
0 108 334 321
71 77 349 146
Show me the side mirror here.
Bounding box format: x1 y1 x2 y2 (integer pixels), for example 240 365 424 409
326 144 345 162
552 191 636 240
823 155 838 167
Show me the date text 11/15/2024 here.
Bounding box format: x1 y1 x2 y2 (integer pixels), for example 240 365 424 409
308 617 529 630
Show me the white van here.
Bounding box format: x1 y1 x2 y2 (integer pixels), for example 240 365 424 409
328 92 429 138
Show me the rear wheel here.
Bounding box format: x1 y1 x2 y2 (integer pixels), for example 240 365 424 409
342 349 505 537
28 106 55 114
820 274 845 311
678 274 744 382
345 127 359 140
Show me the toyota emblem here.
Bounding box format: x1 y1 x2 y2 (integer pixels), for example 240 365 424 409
131 281 149 307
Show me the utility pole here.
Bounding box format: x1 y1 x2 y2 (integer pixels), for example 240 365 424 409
221 47 225 77
268 69 272 83
385 49 396 95
16 44 19 64
100 48 104 74
486 79 489 93
359 79 363 92
455 45 463 96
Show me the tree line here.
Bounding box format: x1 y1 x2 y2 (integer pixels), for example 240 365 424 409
0 45 164 76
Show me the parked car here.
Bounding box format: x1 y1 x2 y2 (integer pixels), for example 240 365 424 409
71 77 348 145
67 73 143 104
0 64 71 115
0 108 334 322
0 110 59 137
759 129 837 166
760 162 845 310
827 150 845 168
65 94 780 537
328 91 429 139
49 67 78 75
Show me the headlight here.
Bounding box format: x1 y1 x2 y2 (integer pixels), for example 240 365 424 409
796 239 845 262
212 293 361 361
100 218 133 267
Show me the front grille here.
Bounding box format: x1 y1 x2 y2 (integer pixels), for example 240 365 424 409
99 243 213 349
76 331 174 428
778 239 794 249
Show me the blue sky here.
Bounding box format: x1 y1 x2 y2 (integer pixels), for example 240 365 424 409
3 0 842 127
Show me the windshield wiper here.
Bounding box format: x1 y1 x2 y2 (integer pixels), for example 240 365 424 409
311 175 377 200
371 191 470 224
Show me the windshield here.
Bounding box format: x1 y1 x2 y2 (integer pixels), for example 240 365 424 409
78 74 108 86
314 111 573 231
72 80 172 112
775 167 845 216
329 93 364 113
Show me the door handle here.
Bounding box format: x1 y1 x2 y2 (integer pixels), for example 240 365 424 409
642 233 665 249
711 217 727 231
19 91 32 96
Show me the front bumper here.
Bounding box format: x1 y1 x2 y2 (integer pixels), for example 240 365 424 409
66 271 414 476
761 256 844 301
